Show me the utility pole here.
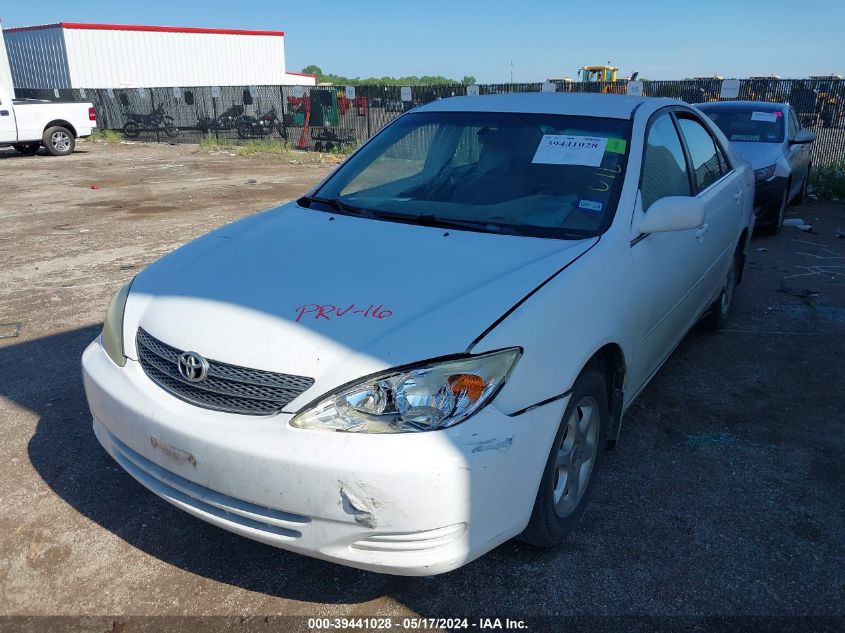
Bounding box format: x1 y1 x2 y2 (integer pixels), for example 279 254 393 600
509 60 514 83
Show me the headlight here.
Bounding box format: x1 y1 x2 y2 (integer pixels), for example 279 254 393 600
754 165 776 182
290 348 521 433
102 279 133 366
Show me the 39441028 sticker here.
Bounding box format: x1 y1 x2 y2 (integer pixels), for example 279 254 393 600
532 135 608 167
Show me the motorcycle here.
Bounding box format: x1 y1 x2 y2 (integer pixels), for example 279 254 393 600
196 105 244 133
236 108 284 139
123 104 179 138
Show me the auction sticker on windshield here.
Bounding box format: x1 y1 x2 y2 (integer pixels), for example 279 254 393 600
532 135 608 166
751 111 778 123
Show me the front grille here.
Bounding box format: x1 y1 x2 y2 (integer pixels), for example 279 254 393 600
136 328 314 415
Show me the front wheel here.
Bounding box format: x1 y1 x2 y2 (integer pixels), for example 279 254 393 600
164 121 179 138
42 126 75 156
793 167 810 206
763 185 788 235
12 142 40 155
520 368 607 548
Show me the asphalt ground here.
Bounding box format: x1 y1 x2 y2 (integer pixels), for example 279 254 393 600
0 142 842 631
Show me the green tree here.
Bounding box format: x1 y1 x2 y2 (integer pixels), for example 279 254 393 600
461 76 476 85
301 65 323 78
300 66 472 86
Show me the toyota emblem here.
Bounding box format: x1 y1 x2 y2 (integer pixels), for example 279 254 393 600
178 351 209 383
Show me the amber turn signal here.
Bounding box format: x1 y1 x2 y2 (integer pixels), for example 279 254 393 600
448 373 486 402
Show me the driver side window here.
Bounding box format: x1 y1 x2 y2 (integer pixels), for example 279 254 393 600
640 114 691 211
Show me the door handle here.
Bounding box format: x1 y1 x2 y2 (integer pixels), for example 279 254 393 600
0 110 9 116
696 223 709 241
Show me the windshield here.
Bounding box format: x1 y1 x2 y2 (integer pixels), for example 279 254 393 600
310 111 632 239
699 107 784 143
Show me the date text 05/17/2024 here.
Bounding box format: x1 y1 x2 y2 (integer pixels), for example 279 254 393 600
307 617 528 630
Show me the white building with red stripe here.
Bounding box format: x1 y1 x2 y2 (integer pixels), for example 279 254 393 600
2 22 316 89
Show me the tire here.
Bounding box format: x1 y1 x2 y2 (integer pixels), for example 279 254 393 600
700 247 740 331
237 123 253 139
793 166 810 206
763 185 788 235
122 121 141 138
164 121 179 138
520 368 608 548
12 142 40 155
42 126 75 156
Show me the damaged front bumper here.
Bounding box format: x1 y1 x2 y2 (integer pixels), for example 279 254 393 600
82 340 567 575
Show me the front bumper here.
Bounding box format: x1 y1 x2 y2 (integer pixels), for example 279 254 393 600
753 176 788 219
82 339 566 575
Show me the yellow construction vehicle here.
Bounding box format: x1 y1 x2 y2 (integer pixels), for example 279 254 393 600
576 64 638 94
548 65 637 94
578 64 618 83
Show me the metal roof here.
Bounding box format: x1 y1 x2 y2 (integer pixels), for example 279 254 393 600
3 22 285 37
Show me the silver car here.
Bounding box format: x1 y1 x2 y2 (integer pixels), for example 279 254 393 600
696 101 815 233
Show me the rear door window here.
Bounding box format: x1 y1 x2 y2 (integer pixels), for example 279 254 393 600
677 117 728 192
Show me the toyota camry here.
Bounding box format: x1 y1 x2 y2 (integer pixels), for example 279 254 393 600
82 93 755 575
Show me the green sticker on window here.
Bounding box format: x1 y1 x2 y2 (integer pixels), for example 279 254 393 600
606 138 627 154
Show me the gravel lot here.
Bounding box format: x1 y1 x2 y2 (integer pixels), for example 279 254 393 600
0 141 843 629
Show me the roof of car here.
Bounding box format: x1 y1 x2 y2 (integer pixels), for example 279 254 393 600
696 100 787 111
413 93 681 120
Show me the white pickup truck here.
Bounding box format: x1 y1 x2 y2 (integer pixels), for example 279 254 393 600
0 85 96 156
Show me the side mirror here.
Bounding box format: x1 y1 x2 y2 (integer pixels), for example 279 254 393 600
640 196 706 234
790 129 816 144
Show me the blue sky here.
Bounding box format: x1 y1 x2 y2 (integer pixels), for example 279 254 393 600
2 0 843 82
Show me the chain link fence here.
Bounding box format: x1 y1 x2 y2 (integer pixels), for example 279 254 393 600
15 78 845 165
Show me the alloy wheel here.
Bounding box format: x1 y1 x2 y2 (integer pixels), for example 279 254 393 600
51 131 71 152
553 396 600 518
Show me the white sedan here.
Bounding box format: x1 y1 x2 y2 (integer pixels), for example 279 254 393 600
82 93 755 576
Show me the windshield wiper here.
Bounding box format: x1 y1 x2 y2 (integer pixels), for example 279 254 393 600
300 195 376 218
408 212 525 235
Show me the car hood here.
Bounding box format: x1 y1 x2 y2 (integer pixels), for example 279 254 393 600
730 142 785 170
124 203 595 410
